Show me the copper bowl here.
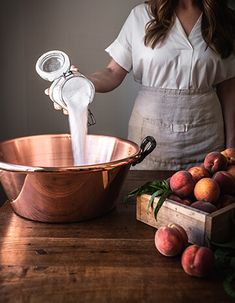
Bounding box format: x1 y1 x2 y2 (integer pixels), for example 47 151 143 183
0 134 156 222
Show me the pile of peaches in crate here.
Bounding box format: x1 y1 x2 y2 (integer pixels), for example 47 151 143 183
154 148 235 278
169 148 235 212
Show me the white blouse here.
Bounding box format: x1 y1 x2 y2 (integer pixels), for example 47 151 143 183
105 3 235 90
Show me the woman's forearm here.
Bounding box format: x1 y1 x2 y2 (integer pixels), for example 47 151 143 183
217 77 235 148
86 59 128 93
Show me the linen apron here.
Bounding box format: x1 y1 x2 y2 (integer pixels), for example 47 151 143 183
128 86 225 170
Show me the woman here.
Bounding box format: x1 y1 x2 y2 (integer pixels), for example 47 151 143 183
50 0 235 170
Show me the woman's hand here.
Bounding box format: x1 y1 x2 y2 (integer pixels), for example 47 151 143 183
44 87 69 115
70 65 80 75
44 65 80 115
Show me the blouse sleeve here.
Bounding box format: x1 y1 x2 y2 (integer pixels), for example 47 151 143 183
105 10 134 72
215 53 235 84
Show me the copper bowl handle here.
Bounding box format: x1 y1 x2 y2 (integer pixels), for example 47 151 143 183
132 136 157 166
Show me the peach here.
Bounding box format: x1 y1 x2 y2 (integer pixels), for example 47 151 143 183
190 201 217 213
188 165 210 183
168 194 192 206
169 170 195 198
180 198 192 206
203 151 228 174
212 171 235 196
194 177 220 204
181 245 214 277
221 147 235 164
168 194 184 203
226 165 235 179
155 223 188 257
216 194 235 209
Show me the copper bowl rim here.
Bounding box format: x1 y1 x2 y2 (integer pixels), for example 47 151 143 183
0 133 141 173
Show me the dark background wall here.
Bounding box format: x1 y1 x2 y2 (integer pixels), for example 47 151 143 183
0 0 140 141
0 0 235 142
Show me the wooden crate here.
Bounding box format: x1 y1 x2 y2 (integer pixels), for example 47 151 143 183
136 194 235 246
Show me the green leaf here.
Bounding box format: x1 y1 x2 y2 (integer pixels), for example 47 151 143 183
214 248 233 271
211 239 235 250
213 235 235 299
124 179 172 220
231 257 235 269
153 191 171 220
124 181 156 201
147 189 164 214
224 273 235 298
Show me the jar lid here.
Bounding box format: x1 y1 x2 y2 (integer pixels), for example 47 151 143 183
36 50 70 82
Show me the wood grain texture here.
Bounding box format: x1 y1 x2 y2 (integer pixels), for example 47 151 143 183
0 170 233 303
137 194 235 246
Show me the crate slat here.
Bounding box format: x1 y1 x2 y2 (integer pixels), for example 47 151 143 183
136 194 235 246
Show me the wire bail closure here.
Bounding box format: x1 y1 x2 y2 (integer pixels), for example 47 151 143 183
36 50 96 127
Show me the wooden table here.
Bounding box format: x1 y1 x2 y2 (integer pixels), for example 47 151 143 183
0 170 233 303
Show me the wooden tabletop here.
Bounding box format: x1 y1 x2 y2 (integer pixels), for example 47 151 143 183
0 170 233 303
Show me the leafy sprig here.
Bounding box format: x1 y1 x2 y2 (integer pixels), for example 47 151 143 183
125 179 172 220
126 178 235 299
212 236 235 299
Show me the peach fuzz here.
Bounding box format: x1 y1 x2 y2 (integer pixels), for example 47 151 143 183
221 147 235 164
188 165 210 183
155 223 188 257
194 177 220 204
212 171 235 196
169 170 195 198
181 245 214 277
203 151 228 174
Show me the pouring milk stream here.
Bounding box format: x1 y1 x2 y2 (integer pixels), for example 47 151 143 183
36 50 95 166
